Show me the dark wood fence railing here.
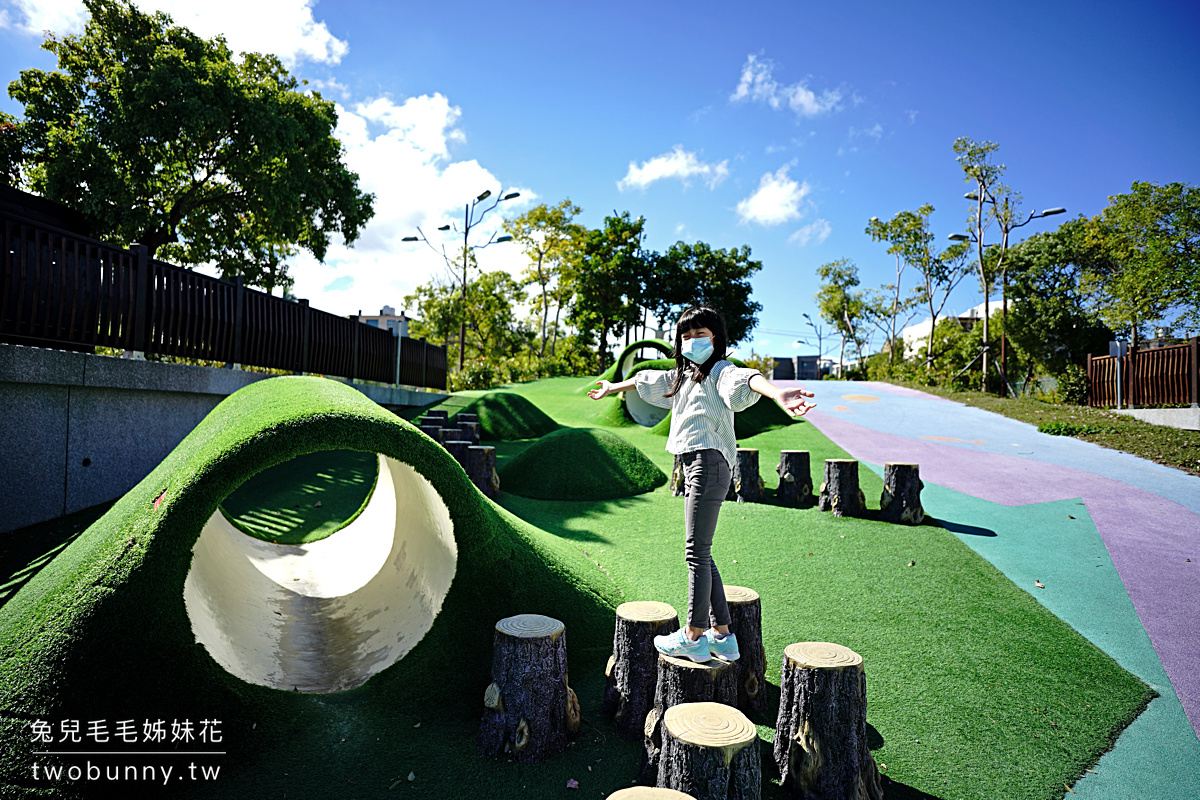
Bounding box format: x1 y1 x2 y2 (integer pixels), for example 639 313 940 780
1087 338 1199 407
1 208 446 391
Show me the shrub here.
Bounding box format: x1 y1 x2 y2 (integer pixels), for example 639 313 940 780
1038 420 1111 436
1056 364 1089 405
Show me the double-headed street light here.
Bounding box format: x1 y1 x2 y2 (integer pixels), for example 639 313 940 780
403 188 521 371
948 197 1065 396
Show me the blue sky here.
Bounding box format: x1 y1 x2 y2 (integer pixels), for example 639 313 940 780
2 0 1198 359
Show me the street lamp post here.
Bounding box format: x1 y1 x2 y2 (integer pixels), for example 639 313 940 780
949 199 1064 396
403 189 520 371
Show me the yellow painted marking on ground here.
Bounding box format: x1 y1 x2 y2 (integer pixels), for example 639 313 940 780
840 394 880 402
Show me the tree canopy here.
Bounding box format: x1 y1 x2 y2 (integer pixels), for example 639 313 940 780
654 241 763 346
1 0 373 292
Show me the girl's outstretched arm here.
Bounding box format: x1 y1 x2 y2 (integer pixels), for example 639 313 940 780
748 374 817 417
588 378 637 400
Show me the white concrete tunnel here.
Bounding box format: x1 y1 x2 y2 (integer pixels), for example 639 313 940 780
184 454 457 693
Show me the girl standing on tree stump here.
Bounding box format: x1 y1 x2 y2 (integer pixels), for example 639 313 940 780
588 306 815 662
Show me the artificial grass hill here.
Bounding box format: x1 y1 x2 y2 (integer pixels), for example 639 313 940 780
218 448 379 544
0 376 621 798
498 427 668 500
452 390 560 440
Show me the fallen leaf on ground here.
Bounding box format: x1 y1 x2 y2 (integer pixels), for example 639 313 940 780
1035 580 1045 588
566 779 579 789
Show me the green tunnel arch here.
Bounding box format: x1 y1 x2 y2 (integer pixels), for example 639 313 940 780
0 376 618 793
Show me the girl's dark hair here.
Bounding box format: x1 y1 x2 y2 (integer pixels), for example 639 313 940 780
664 306 728 398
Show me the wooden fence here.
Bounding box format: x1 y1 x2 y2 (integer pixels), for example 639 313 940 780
1087 338 1199 407
1 208 446 390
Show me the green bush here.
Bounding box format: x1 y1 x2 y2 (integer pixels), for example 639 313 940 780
1038 420 1112 436
1056 363 1089 405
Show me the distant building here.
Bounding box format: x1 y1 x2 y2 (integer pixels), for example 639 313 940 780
771 355 822 381
901 298 1008 357
356 306 409 337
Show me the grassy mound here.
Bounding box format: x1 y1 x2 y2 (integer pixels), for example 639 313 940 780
219 449 379 545
499 427 668 500
0 376 618 798
453 391 560 440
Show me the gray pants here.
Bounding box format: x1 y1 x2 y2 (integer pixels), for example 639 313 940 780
680 449 733 630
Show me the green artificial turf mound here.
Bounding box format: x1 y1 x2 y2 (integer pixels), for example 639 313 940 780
452 391 560 440
218 449 379 544
0 376 619 798
611 338 674 381
498 427 668 500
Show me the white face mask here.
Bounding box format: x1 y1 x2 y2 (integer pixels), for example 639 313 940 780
681 336 714 365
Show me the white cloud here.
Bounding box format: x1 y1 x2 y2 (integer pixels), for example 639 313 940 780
286 93 534 318
850 123 883 141
788 219 832 247
617 146 730 191
1 0 348 65
730 54 843 117
736 165 810 226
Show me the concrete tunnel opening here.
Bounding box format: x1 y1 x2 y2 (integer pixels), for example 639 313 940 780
183 454 457 693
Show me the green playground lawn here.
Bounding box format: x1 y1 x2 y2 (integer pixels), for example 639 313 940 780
0 374 1152 800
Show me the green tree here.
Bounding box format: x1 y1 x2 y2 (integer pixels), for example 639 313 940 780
1088 181 1200 341
1004 218 1113 383
567 211 650 367
867 204 971 369
503 199 586 360
405 269 528 363
953 137 1019 388
3 0 373 293
816 258 867 375
654 241 763 346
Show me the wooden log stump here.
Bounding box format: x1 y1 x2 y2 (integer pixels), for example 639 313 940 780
775 451 813 507
468 445 500 498
709 586 766 714
419 424 445 444
608 787 697 800
671 454 686 497
878 462 924 525
439 427 462 446
773 643 882 800
725 449 764 503
456 412 479 424
420 410 448 425
642 654 738 784
457 420 482 445
816 460 866 518
443 438 471 469
604 601 680 740
658 702 762 800
480 614 579 763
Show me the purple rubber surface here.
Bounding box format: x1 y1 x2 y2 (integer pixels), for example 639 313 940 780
799 403 1200 736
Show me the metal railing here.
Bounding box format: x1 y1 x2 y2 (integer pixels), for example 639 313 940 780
1 208 446 390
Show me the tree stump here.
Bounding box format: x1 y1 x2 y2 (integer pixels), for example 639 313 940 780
775 451 813 507
671 454 686 497
816 460 866 518
420 410 448 425
878 463 924 525
604 601 680 740
480 614 580 763
709 586 766 713
443 438 471 469
457 420 482 445
726 449 764 503
419 424 445 444
439 427 462 446
468 445 499 498
658 702 762 800
642 654 738 784
773 643 882 800
608 787 697 800
456 412 479 424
